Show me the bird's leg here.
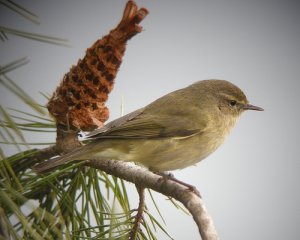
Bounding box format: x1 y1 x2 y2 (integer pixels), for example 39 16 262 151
150 169 201 197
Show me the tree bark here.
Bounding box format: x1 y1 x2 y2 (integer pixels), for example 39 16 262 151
87 159 219 240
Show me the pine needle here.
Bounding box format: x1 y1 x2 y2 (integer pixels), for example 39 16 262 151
0 26 70 46
0 0 40 24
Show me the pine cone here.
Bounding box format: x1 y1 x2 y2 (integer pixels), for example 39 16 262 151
47 1 148 131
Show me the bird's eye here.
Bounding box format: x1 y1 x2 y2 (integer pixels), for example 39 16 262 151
229 100 237 107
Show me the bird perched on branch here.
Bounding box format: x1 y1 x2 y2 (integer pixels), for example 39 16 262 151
35 79 263 173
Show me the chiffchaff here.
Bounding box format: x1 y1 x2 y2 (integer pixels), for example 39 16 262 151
35 79 263 173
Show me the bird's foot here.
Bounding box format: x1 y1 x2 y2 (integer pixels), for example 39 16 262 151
152 170 201 198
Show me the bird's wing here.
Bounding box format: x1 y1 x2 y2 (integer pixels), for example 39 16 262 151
34 107 202 173
86 106 204 140
85 108 145 138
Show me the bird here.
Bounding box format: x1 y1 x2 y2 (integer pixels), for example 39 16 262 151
34 79 263 173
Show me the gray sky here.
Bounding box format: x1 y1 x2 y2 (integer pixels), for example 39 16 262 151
1 0 300 239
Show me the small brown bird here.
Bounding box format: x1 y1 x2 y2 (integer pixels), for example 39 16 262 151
35 79 263 173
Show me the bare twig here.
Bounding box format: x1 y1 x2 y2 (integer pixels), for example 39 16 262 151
129 185 145 240
87 159 219 240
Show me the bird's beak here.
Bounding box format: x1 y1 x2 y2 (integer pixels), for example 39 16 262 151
243 104 264 111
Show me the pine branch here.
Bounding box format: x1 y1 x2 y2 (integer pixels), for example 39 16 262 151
87 159 219 240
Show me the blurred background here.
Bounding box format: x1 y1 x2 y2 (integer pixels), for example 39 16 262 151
1 0 299 239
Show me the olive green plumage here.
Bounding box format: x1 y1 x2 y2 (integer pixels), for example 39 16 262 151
35 79 263 172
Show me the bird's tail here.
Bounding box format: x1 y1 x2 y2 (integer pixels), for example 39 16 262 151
33 145 88 173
